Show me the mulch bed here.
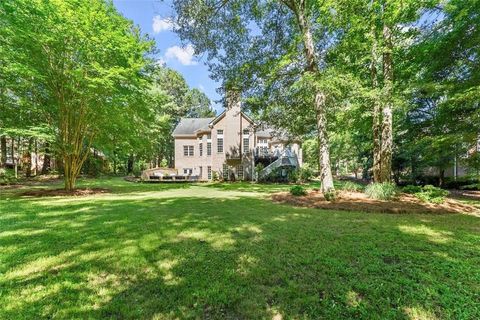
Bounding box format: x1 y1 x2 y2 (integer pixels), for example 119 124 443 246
272 190 480 215
20 188 110 197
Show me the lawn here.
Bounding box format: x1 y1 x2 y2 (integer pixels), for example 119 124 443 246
1 178 479 319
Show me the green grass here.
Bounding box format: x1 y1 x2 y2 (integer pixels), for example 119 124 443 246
1 178 479 319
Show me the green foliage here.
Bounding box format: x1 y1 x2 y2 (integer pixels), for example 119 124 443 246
340 181 364 192
0 168 18 185
402 185 423 194
296 164 315 183
290 185 307 196
1 0 155 189
132 160 147 178
365 182 397 200
461 183 480 191
402 185 449 203
323 189 338 202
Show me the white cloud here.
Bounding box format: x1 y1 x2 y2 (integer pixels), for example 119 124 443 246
152 16 174 33
198 84 205 91
164 44 197 66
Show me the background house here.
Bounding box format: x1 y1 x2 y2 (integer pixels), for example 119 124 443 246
172 91 302 181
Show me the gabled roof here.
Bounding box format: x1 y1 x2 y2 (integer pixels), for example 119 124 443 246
210 110 254 126
172 110 255 137
172 118 215 137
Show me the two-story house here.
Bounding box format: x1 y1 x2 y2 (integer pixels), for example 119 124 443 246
172 91 302 181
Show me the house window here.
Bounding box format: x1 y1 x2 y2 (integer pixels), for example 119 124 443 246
207 133 211 140
207 166 212 180
183 168 193 175
217 130 223 153
243 137 249 153
207 142 212 155
243 129 249 135
217 138 223 153
199 166 203 178
183 145 194 156
223 164 229 180
237 165 243 180
199 142 203 156
258 138 267 144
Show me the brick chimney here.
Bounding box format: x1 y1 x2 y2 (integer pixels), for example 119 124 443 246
226 88 241 112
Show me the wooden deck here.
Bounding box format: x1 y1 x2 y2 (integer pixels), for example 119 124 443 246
144 175 200 183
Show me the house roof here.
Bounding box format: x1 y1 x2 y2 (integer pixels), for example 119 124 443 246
172 118 215 137
172 115 297 141
172 110 254 137
256 128 274 138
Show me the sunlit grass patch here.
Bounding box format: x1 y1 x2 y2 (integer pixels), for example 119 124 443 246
1 177 479 319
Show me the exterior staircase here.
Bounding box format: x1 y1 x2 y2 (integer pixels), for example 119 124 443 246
258 149 299 180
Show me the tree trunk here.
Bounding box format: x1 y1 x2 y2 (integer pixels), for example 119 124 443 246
379 22 393 183
63 155 77 191
0 136 7 167
34 139 38 176
25 137 33 178
293 0 334 192
127 154 134 174
113 151 117 175
58 101 93 191
371 23 382 182
42 142 51 174
439 168 445 187
11 137 17 178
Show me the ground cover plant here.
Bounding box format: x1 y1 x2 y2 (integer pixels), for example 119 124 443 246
403 185 450 204
338 181 365 192
289 185 307 196
1 178 479 319
365 182 397 200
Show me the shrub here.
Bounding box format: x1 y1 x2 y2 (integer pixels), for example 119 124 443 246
414 185 449 204
290 185 307 196
402 185 422 194
132 160 147 177
288 169 298 183
365 182 397 200
461 183 480 191
324 188 338 201
212 171 219 181
341 181 364 192
0 168 18 185
297 164 315 183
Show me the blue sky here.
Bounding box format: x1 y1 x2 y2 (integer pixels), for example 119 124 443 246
112 0 223 114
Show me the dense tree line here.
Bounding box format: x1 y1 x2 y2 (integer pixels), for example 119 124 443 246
0 0 213 190
1 0 478 190
172 0 479 189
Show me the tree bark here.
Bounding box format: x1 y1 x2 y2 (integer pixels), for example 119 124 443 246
113 150 117 175
380 22 393 182
0 136 7 167
25 137 33 178
127 154 134 174
292 0 334 192
439 168 445 187
41 142 51 174
11 137 17 178
371 23 382 182
34 139 38 175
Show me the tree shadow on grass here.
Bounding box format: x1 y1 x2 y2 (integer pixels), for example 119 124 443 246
1 194 479 319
